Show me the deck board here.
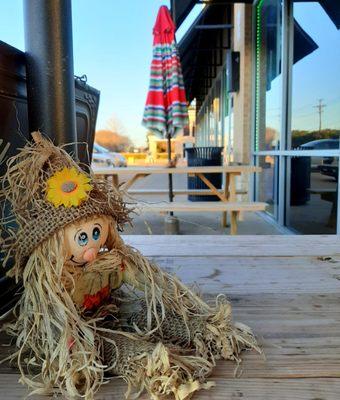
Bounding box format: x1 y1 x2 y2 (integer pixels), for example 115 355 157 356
1 235 340 399
3 375 340 400
122 235 340 257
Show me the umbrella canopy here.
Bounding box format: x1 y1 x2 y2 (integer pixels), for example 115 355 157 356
142 5 189 138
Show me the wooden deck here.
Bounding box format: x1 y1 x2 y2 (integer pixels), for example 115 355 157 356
2 235 340 399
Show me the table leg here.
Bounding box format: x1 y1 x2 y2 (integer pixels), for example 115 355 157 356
122 174 149 191
229 173 237 202
196 172 232 230
222 173 230 228
111 174 119 188
230 174 238 234
231 211 239 235
196 173 227 202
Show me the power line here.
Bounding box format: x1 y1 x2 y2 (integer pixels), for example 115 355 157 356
313 99 326 132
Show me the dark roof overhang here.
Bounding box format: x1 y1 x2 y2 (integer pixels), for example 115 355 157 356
171 0 254 31
178 3 232 106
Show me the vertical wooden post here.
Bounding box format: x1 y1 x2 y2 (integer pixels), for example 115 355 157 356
222 172 230 228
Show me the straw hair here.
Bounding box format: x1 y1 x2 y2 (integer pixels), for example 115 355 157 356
4 228 104 398
4 219 127 398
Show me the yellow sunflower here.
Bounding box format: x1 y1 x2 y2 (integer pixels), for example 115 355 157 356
46 167 92 208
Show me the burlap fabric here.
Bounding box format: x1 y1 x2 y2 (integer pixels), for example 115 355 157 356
100 331 213 399
0 132 131 276
16 184 128 268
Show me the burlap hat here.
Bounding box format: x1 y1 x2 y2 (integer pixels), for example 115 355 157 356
0 132 131 277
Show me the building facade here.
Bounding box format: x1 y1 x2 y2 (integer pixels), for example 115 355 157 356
175 0 340 234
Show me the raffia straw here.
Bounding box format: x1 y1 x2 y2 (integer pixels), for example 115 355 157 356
3 217 260 399
3 230 105 399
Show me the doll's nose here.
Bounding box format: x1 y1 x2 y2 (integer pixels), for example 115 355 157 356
83 247 98 263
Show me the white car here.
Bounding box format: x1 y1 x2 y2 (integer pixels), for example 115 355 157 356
91 143 127 168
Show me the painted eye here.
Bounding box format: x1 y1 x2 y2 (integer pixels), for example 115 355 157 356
77 232 88 246
92 227 101 241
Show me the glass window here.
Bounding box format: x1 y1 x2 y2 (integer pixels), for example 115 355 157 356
208 93 215 145
255 0 283 151
286 156 338 234
256 155 279 217
223 67 234 163
290 1 340 149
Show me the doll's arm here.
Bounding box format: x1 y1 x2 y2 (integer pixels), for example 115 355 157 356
120 244 259 362
84 250 125 290
121 245 211 315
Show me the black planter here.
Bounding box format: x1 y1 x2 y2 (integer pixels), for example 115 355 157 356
290 157 311 206
185 147 223 201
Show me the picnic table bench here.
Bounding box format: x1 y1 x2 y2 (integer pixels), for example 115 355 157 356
94 165 266 233
137 201 267 234
2 235 340 399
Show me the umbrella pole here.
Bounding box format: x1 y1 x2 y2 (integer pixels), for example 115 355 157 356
165 132 178 234
167 133 174 216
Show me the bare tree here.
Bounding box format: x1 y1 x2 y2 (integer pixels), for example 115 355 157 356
105 116 126 136
95 115 132 152
95 130 132 153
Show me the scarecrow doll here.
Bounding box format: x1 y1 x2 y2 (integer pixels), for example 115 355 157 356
1 133 259 399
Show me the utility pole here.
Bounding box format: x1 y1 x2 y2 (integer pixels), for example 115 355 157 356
314 99 326 133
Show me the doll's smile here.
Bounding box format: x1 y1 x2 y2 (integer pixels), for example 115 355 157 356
69 255 86 266
69 243 105 265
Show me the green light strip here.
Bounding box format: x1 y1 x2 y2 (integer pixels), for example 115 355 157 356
255 0 264 152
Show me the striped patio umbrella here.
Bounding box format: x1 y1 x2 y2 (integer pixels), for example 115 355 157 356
142 5 188 204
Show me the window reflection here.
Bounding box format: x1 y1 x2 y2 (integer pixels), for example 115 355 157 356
290 1 340 149
196 73 232 152
255 0 282 151
287 156 337 234
256 156 279 217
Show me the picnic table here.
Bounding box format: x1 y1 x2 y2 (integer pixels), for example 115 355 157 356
2 235 340 399
93 165 260 200
94 165 265 234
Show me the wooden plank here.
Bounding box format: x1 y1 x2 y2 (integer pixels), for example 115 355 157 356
121 235 340 257
149 256 340 294
121 173 149 191
222 172 229 228
230 211 238 235
2 235 340 399
3 293 340 379
110 174 119 187
2 301 340 393
0 375 340 400
127 189 247 196
93 165 261 175
136 201 267 213
3 375 340 400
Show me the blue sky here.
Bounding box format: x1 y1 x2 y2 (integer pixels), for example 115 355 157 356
266 2 340 133
292 2 340 131
0 0 177 147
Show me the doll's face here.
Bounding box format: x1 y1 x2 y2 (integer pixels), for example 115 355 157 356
64 216 109 265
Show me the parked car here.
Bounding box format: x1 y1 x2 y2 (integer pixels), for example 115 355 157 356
300 138 339 151
91 143 127 168
300 139 339 178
